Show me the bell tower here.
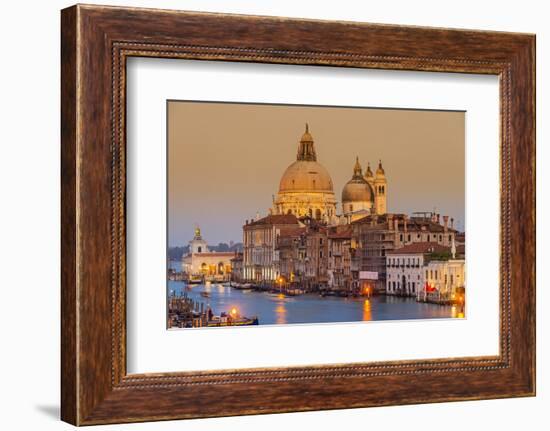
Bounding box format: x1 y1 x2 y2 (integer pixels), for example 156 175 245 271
374 160 387 215
189 225 209 254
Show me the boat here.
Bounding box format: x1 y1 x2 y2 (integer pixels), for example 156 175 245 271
187 275 202 284
233 283 253 290
286 288 304 296
200 291 210 298
207 310 259 327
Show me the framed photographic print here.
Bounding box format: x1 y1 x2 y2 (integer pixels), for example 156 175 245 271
61 4 535 425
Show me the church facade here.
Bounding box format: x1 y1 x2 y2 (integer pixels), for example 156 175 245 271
270 124 388 224
271 124 388 222
182 227 234 281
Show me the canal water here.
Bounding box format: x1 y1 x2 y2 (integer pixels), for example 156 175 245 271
168 261 459 325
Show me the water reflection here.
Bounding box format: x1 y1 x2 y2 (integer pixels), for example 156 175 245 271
168 281 460 325
362 299 372 321
275 303 287 325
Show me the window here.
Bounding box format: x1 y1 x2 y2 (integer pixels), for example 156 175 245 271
350 204 353 212
319 251 323 258
197 246 202 253
315 209 322 220
407 234 411 242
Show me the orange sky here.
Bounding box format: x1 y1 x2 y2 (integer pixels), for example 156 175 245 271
168 101 464 246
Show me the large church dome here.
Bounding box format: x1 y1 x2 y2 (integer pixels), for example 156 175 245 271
273 124 337 220
279 123 334 192
279 160 334 193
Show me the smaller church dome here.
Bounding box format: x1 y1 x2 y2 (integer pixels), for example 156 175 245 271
342 157 374 203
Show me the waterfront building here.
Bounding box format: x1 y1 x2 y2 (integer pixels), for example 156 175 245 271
181 227 234 281
272 124 338 221
327 225 353 290
242 214 302 283
351 212 458 293
302 218 329 290
421 257 466 302
230 252 244 283
386 242 451 297
422 256 466 302
274 225 306 286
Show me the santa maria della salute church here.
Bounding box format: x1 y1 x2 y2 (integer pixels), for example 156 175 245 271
271 124 388 223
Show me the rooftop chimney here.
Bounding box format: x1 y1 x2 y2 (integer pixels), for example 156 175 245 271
443 215 449 232
450 218 454 230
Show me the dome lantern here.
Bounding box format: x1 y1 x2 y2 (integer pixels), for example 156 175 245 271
365 162 374 179
376 159 385 177
353 156 363 178
296 123 317 161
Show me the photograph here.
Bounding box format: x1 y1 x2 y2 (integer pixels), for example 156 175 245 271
167 101 466 329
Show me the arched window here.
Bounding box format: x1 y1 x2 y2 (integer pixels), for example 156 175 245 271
287 209 292 215
308 208 313 218
350 204 353 212
315 209 321 220
197 246 202 253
